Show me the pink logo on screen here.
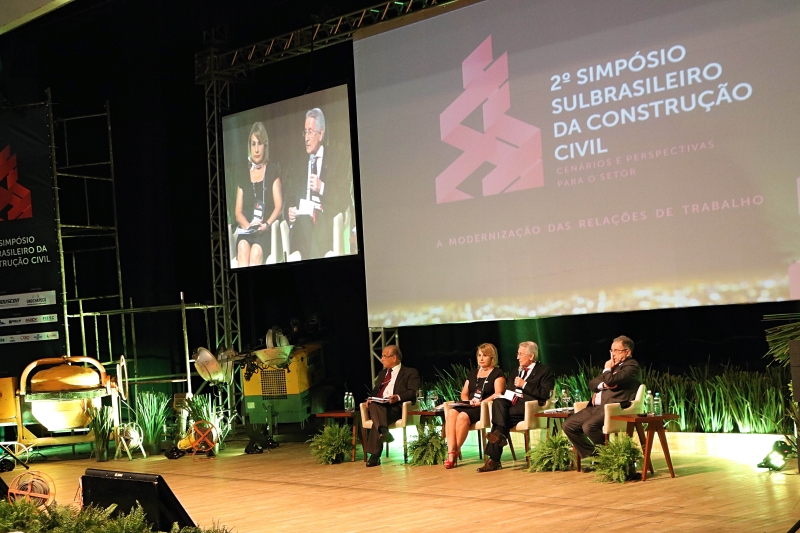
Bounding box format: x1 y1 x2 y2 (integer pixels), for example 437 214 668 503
0 146 32 221
435 36 543 204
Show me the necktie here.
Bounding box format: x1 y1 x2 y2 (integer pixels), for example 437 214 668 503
512 367 528 405
378 368 392 397
310 155 318 223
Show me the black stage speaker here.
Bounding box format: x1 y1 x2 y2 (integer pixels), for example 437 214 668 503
790 340 800 402
81 468 194 530
0 476 8 499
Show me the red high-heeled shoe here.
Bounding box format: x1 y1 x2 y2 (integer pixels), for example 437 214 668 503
444 451 458 469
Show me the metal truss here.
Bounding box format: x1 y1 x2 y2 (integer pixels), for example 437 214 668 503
195 0 458 81
369 327 399 382
198 1 468 417
203 71 240 353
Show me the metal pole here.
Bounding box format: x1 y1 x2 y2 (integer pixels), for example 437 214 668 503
46 89 70 355
105 101 127 357
79 299 87 356
181 292 192 396
130 297 138 402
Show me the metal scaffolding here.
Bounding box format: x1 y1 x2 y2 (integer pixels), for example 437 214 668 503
49 94 221 423
49 91 126 358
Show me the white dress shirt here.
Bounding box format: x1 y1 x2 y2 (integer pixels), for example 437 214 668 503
383 363 402 398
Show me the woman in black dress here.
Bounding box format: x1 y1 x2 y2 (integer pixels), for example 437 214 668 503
444 343 506 468
234 122 283 266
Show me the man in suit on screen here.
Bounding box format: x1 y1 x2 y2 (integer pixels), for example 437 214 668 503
563 335 642 462
286 107 351 259
365 345 420 467
478 341 554 472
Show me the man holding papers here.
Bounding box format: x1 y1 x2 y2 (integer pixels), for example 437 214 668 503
478 341 554 472
365 345 420 467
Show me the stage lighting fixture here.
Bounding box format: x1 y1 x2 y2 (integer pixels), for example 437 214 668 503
757 440 792 471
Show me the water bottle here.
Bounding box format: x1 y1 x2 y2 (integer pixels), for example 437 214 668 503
645 390 654 415
653 392 663 416
417 391 425 410
343 392 352 412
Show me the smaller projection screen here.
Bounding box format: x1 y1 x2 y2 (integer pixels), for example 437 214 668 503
222 85 356 268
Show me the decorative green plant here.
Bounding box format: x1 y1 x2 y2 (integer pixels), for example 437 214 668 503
85 404 115 461
307 424 353 464
407 423 447 466
0 499 232 533
593 434 643 483
659 373 693 432
557 363 790 434
554 362 603 405
184 393 231 446
431 364 472 402
136 391 171 453
526 432 574 472
764 313 800 366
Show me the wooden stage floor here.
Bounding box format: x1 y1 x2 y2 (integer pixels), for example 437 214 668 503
2 439 799 533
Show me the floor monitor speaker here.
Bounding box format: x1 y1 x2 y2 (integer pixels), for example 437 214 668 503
81 468 194 530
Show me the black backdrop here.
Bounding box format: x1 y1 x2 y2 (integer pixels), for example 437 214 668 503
0 0 797 404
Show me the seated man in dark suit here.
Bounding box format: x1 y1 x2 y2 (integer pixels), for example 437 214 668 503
365 345 420 467
563 335 642 462
478 341 554 472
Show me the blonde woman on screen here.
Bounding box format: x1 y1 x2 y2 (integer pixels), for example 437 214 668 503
234 122 282 266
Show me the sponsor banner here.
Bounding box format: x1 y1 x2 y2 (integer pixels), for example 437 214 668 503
0 290 57 310
0 313 59 327
0 104 63 352
0 330 59 344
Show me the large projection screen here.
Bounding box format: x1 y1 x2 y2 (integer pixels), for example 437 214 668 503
222 85 356 268
355 0 800 327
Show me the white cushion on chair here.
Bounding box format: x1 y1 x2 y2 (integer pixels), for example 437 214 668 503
512 398 553 432
279 220 302 262
571 384 647 435
324 213 345 258
265 222 281 264
602 384 646 435
359 400 415 430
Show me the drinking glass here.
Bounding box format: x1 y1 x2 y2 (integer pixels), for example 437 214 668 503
427 391 439 411
560 389 571 410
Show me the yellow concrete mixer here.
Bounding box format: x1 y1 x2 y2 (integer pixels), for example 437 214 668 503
11 355 127 448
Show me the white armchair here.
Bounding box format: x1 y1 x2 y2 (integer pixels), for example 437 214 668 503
443 400 491 460
508 397 554 467
324 212 345 258
359 401 417 463
265 221 281 264
279 220 301 262
573 384 647 470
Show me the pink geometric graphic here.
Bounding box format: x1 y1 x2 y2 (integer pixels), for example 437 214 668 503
435 36 544 204
0 145 32 221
